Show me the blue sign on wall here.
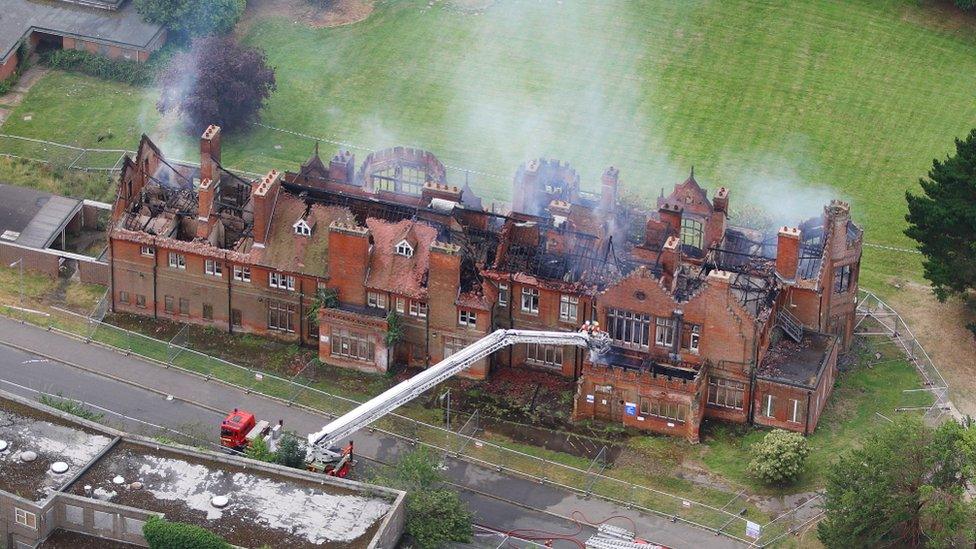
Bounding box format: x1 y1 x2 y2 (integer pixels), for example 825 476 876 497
624 402 637 416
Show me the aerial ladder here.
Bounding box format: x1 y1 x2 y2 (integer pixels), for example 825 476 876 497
303 325 610 473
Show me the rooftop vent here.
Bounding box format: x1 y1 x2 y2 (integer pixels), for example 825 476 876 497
0 440 8 452
113 475 126 485
211 495 229 508
20 451 37 463
51 461 69 474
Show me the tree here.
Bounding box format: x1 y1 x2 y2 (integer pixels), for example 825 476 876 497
373 448 472 549
817 417 976 548
135 0 245 39
905 129 976 303
143 516 231 549
954 0 976 11
157 36 276 135
385 310 404 371
274 432 307 469
244 436 275 463
748 429 809 485
306 287 339 321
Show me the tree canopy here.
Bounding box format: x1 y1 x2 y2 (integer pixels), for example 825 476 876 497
748 429 809 486
905 129 976 303
817 417 976 548
373 448 472 549
157 36 276 135
135 0 245 39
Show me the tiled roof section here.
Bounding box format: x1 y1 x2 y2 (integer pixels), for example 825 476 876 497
365 219 437 300
257 193 354 278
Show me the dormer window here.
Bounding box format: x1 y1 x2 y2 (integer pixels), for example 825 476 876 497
293 219 312 237
395 239 414 257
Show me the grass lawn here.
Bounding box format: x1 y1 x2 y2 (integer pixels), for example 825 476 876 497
1 0 975 288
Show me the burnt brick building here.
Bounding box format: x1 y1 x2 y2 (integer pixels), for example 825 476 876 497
109 127 862 440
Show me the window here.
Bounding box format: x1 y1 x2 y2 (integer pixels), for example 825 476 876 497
119 291 129 304
396 297 406 313
409 300 428 318
526 343 563 368
205 259 222 276
267 300 295 332
164 295 175 314
168 252 185 269
681 323 701 352
498 283 509 306
136 294 146 308
293 219 311 236
521 287 539 314
458 309 477 327
233 265 251 282
833 264 853 294
140 245 154 257
708 378 745 410
764 394 776 417
15 508 36 530
639 398 688 423
789 398 803 423
443 336 465 357
332 329 374 361
231 308 242 327
367 291 387 309
395 239 414 257
203 303 213 320
607 308 651 349
179 297 189 316
655 317 675 347
269 272 295 291
680 218 703 249
559 295 578 322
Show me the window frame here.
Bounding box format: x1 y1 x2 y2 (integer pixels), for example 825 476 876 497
789 398 802 423
458 309 477 327
606 308 651 350
140 245 154 257
764 394 775 417
331 329 374 362
680 217 704 249
525 342 563 368
205 259 222 277
233 265 251 282
267 300 296 333
395 239 414 257
367 291 387 310
202 303 213 321
521 287 539 314
15 507 37 530
655 316 675 347
395 297 406 313
119 290 129 304
269 272 295 291
498 283 509 306
163 295 175 314
178 297 189 316
833 264 854 294
559 294 579 322
136 294 146 308
167 252 185 270
707 378 745 410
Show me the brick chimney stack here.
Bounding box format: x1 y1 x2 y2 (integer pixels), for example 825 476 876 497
776 226 802 281
712 187 729 213
200 125 221 184
660 236 681 278
428 242 462 329
600 166 620 213
825 200 852 255
422 182 462 204
196 178 215 239
512 159 539 213
251 169 281 249
329 150 355 184
327 221 371 305
658 202 683 238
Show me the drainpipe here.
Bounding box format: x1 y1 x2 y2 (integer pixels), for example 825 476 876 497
151 237 158 320
670 309 683 361
226 253 232 335
109 236 116 312
804 390 812 435
425 298 430 368
746 320 759 425
507 273 514 370
298 277 305 347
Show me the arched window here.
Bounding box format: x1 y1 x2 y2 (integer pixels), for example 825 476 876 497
680 218 703 249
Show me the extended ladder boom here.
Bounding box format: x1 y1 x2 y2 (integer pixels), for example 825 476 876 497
308 328 608 455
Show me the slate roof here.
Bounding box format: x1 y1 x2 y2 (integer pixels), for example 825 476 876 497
364 218 437 300
2 0 164 63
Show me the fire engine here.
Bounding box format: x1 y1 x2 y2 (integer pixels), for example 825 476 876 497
222 326 609 478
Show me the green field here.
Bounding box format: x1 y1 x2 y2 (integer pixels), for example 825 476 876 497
2 0 975 287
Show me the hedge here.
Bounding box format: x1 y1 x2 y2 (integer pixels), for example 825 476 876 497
142 516 231 549
41 49 157 87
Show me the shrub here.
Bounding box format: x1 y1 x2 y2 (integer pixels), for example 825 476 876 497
748 429 809 485
143 516 231 549
273 433 307 469
42 50 156 87
244 436 275 463
135 0 245 39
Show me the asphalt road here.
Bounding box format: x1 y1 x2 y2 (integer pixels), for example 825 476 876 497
0 316 747 548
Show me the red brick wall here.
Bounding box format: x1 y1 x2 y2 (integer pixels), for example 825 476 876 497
0 53 18 81
327 225 369 306
0 243 60 278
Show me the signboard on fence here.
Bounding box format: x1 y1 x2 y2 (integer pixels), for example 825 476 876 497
746 521 761 539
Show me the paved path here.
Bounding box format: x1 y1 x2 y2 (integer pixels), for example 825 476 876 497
0 316 746 548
